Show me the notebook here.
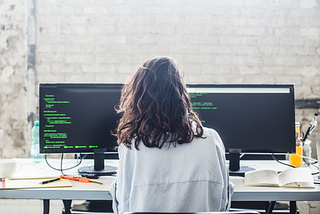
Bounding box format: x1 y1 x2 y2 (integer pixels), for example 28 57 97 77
1 177 72 189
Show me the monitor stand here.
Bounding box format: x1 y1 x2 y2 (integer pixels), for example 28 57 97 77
228 149 255 176
78 149 117 176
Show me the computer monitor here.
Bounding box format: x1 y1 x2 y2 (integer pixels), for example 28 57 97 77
39 83 296 176
39 83 122 175
187 84 296 174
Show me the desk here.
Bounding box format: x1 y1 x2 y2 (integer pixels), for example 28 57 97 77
231 160 320 201
0 159 115 214
0 159 319 214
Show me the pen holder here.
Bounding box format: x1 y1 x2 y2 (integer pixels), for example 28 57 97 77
289 146 302 167
303 139 312 165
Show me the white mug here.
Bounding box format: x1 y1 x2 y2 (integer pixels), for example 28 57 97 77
0 159 21 178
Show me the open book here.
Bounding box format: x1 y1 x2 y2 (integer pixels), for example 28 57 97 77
244 167 315 188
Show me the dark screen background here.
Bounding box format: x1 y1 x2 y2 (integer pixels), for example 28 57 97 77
188 84 296 153
39 84 122 153
40 83 295 154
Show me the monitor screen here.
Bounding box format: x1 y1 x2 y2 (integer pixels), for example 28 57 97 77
187 84 296 153
187 84 296 173
39 83 295 174
39 83 122 154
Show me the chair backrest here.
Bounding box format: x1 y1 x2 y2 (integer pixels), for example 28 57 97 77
124 211 260 214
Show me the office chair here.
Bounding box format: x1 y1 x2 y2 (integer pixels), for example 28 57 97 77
64 210 261 214
64 208 261 214
124 211 260 214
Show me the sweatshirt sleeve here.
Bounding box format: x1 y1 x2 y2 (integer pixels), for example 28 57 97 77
226 178 235 210
110 179 119 214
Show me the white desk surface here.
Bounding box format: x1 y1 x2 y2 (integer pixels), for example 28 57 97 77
0 159 319 201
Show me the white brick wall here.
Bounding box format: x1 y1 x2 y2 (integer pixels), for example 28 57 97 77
0 0 319 158
33 0 318 159
34 0 320 93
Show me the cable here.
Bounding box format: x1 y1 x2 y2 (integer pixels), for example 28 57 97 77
271 154 320 176
295 152 318 166
272 151 317 167
310 161 319 176
60 154 66 175
44 154 85 174
311 160 318 168
271 153 295 168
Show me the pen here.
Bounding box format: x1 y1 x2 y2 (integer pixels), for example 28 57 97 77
60 175 102 185
302 111 319 143
40 177 60 185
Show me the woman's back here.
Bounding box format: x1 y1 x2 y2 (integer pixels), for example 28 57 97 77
111 127 233 213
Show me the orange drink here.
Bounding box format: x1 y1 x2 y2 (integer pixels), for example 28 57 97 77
289 146 302 167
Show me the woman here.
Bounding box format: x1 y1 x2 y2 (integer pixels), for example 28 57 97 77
110 56 234 213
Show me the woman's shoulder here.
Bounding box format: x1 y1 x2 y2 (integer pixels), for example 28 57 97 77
198 125 221 142
200 126 225 150
202 126 219 136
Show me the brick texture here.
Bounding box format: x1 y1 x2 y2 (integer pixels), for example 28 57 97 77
0 0 319 158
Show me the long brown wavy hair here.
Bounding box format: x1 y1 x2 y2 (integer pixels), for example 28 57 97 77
116 56 204 149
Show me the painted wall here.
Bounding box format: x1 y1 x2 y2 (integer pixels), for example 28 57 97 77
0 0 28 158
0 0 319 158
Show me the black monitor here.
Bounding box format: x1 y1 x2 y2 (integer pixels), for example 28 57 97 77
39 83 296 176
187 84 296 174
39 83 122 175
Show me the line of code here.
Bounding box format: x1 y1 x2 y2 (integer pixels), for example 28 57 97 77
42 93 101 150
189 92 217 110
42 94 71 149
189 92 218 124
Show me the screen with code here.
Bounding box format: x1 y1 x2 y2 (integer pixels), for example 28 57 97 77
39 83 295 155
39 83 122 154
187 84 295 153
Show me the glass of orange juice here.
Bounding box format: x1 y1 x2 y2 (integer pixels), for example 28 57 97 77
289 146 302 167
